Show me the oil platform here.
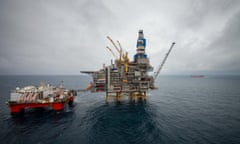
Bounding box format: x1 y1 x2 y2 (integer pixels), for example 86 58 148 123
81 30 175 102
6 30 174 114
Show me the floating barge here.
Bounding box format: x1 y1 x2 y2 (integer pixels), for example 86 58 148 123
7 83 77 113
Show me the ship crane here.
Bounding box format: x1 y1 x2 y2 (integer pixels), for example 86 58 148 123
153 42 175 80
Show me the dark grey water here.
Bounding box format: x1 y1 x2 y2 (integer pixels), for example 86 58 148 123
0 75 240 144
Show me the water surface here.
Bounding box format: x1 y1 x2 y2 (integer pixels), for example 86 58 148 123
0 75 239 144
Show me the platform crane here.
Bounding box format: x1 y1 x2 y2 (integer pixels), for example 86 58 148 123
153 42 175 80
106 46 118 59
107 36 125 60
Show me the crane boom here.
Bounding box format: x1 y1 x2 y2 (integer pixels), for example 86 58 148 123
117 40 125 59
106 46 118 59
154 42 175 80
107 36 120 53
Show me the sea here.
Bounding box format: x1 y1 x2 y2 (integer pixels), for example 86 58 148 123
0 75 239 144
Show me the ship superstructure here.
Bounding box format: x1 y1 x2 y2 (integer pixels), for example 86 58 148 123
7 83 77 113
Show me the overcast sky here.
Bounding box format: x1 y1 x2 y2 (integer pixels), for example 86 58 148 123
0 0 240 75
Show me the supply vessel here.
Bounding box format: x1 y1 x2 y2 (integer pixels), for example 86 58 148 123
7 83 77 113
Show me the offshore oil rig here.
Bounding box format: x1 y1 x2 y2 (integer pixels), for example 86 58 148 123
81 30 175 102
6 30 174 113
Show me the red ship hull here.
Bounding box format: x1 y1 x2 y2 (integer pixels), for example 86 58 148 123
8 96 74 113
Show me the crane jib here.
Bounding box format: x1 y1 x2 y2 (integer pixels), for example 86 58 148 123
153 42 175 80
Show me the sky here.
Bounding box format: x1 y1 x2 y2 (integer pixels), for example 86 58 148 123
0 0 240 75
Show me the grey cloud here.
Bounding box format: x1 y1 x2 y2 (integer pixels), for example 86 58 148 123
179 0 240 29
151 0 240 75
0 0 240 75
0 0 113 75
203 11 240 72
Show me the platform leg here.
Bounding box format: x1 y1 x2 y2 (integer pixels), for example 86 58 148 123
105 92 109 103
143 91 147 101
116 92 121 102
